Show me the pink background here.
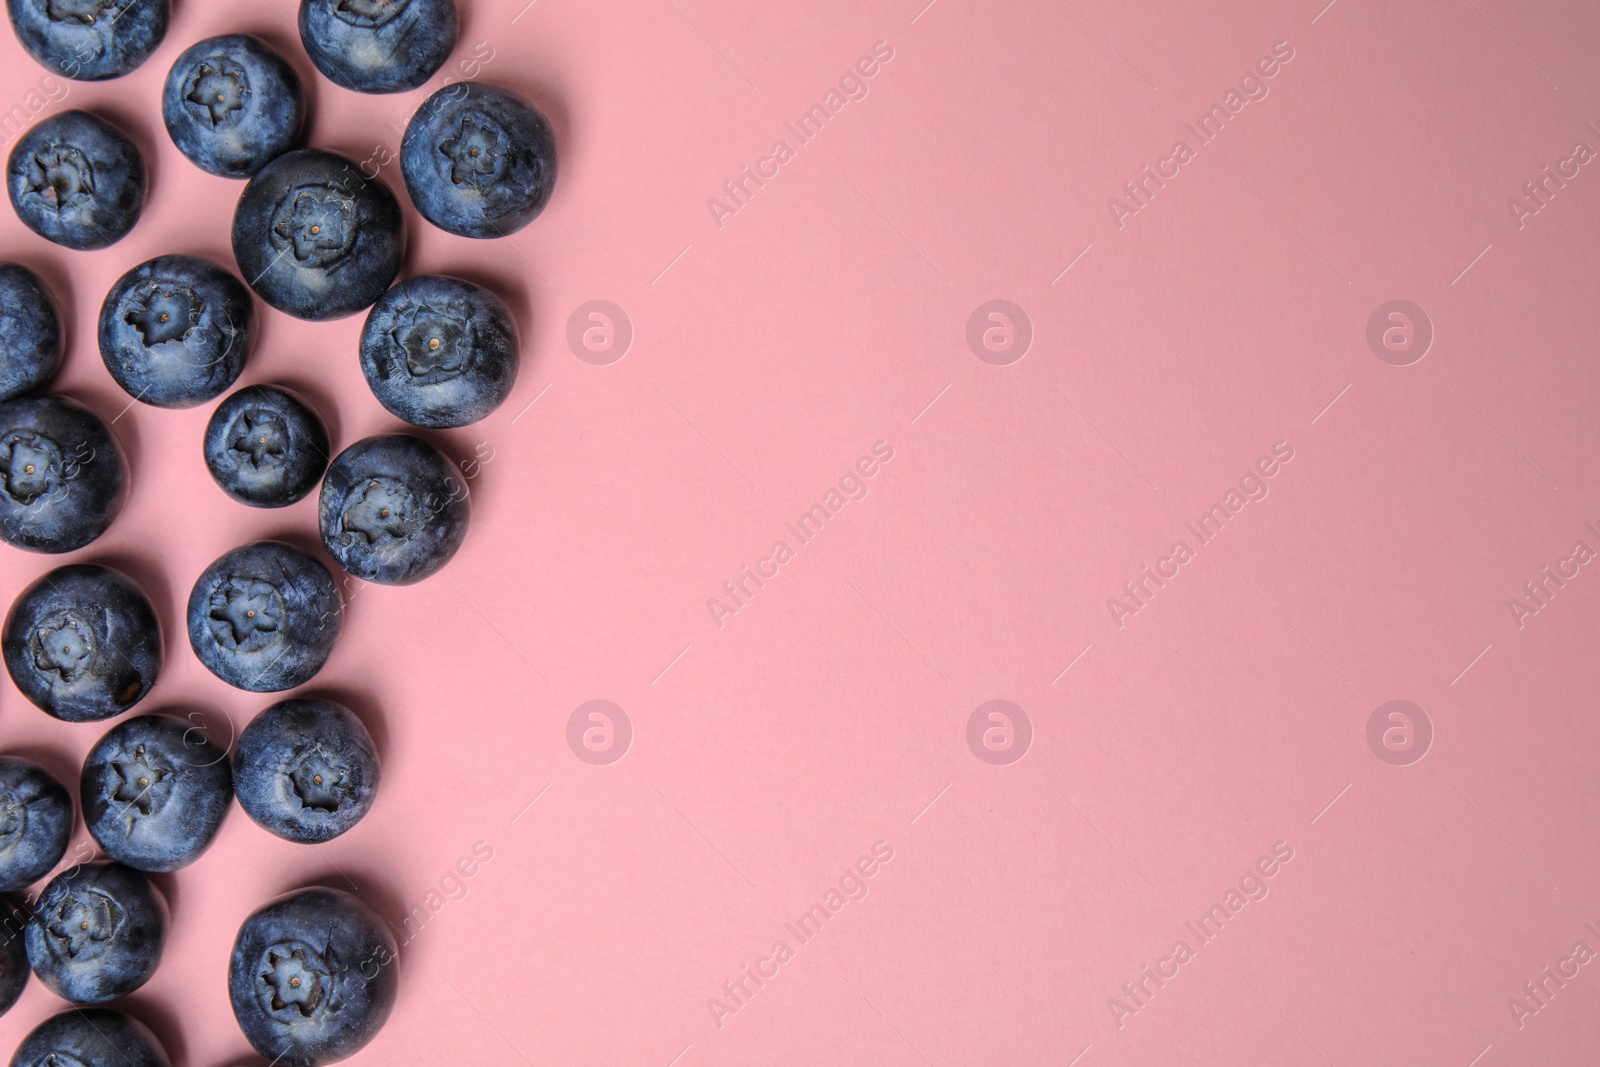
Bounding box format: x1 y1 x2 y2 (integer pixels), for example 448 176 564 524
0 0 1598 1064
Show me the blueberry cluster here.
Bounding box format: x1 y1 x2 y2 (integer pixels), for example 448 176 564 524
0 2 557 1063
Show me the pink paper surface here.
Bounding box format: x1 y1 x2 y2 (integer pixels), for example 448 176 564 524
0 0 1598 1064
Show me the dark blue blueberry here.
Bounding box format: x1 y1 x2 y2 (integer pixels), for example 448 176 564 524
359 275 519 428
205 385 329 507
24 861 165 1003
0 758 71 891
0 264 62 401
9 1009 169 1067
4 564 159 722
233 148 404 321
299 0 457 94
6 0 169 81
81 713 231 872
401 81 556 238
319 434 469 585
0 395 125 553
187 541 343 692
234 698 378 844
98 255 254 409
230 887 398 1066
163 34 304 178
7 110 144 250
0 898 27 1015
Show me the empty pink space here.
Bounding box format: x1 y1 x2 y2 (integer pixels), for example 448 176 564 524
0 0 1594 1065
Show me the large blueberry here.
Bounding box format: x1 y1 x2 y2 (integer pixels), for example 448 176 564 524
0 900 26 1015
205 385 329 507
0 264 62 401
187 541 342 692
3 564 159 722
232 148 404 321
401 81 556 238
319 434 469 584
234 698 379 844
9 1009 169 1067
81 713 231 872
229 887 398 1066
299 0 457 94
163 34 304 178
359 275 519 428
25 861 165 1003
99 255 254 409
0 757 71 891
7 110 144 250
0 395 125 553
7 0 169 81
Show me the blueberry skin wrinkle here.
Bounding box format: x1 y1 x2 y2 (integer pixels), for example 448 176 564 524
401 81 557 238
3 563 160 722
10 1008 169 1067
6 0 169 82
299 0 458 94
99 254 255 409
359 275 519 428
163 34 305 178
6 110 145 250
234 698 379 844
24 861 166 1004
319 434 470 585
204 384 330 507
232 148 405 321
0 394 126 553
187 541 343 692
0 264 63 401
81 713 232 872
229 887 398 1067
0 757 71 891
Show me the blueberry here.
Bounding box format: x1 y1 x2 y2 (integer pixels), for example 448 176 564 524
230 887 398 1066
25 861 165 1003
3 564 159 722
0 264 63 401
81 713 231 872
233 698 378 844
0 758 71 890
359 275 519 428
10 1009 169 1067
401 81 556 238
187 541 342 692
233 148 404 321
0 901 27 1015
205 385 329 507
163 34 304 178
0 395 125 553
7 0 169 82
299 0 457 94
7 110 144 250
319 434 469 584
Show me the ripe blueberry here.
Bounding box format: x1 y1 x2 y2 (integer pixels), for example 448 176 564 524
163 34 304 178
81 712 232 872
232 148 404 321
401 81 556 238
7 0 169 81
187 541 343 692
3 563 160 722
0 264 63 401
298 0 458 94
25 861 166 1003
234 698 379 844
319 434 469 584
204 384 330 507
7 110 144 250
0 756 72 890
0 395 125 553
359 274 519 428
9 1009 169 1067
